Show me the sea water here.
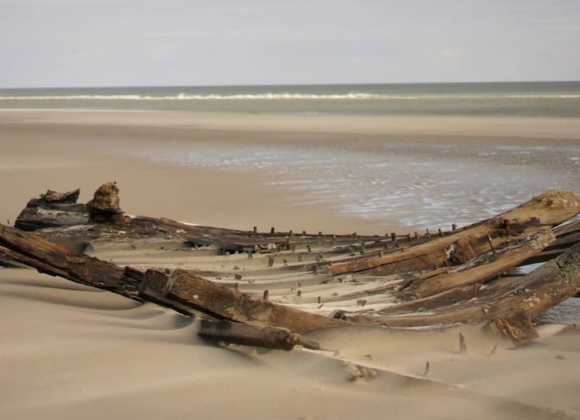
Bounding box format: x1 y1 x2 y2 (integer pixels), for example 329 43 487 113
1 81 580 117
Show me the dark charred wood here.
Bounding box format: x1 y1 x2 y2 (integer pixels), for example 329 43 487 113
15 202 89 231
118 266 145 299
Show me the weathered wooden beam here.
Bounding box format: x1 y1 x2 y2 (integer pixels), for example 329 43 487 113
397 229 554 300
521 231 580 266
140 268 348 334
155 217 292 252
15 198 88 231
323 280 407 303
13 188 107 231
552 219 580 237
328 190 580 277
0 246 73 280
0 224 124 288
377 284 478 316
348 242 580 334
198 319 301 351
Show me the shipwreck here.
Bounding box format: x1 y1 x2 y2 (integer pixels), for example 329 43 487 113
1 182 580 351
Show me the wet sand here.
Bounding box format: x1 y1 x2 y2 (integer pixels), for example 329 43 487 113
1 109 580 419
2 110 579 231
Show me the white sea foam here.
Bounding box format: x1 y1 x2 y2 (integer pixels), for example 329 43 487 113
1 93 580 101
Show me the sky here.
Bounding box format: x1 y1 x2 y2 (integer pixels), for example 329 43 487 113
1 0 579 88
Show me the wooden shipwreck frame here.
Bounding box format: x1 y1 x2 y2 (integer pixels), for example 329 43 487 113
1 183 580 350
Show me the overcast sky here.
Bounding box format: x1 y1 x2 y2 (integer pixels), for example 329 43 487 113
1 0 579 88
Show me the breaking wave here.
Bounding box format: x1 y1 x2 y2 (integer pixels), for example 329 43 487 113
1 93 580 101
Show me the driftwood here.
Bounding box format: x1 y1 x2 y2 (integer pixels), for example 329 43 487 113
3 184 580 349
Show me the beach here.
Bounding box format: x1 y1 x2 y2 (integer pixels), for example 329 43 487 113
2 109 580 419
2 109 580 231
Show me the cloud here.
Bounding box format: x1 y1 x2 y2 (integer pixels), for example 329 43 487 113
440 49 459 58
71 46 110 60
143 30 261 39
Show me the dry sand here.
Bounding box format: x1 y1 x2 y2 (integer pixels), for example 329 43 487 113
1 269 579 420
1 109 580 419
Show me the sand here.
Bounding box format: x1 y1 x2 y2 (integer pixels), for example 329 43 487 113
1 269 579 420
2 110 580 231
1 109 580 419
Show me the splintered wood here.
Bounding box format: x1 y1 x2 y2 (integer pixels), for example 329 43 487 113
2 184 580 349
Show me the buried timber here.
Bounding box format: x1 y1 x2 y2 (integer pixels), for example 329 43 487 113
1 183 580 350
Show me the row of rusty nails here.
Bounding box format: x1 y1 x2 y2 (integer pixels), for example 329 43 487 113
237 286 323 304
255 223 459 241
254 222 466 270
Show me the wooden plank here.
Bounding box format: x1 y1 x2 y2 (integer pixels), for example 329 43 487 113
14 188 88 231
328 190 580 277
0 246 73 280
198 319 301 351
522 231 580 266
0 224 126 289
377 284 478 316
141 268 349 334
398 229 554 300
349 242 580 331
156 218 285 250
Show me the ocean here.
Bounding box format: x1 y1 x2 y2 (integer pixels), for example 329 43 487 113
1 81 580 117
